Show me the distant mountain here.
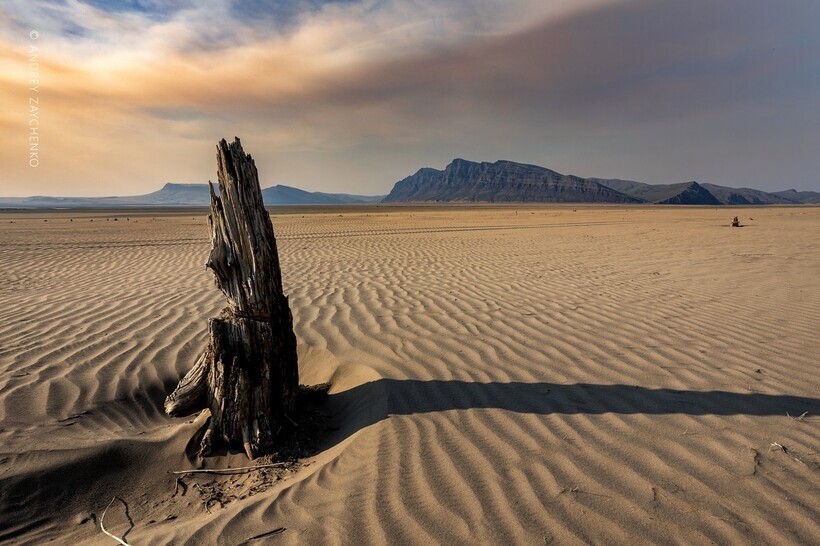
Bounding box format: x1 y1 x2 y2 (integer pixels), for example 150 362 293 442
262 185 383 205
382 159 641 204
771 189 820 204
700 184 794 205
138 183 211 205
4 170 817 208
0 183 383 208
594 179 721 205
382 158 818 205
655 182 722 205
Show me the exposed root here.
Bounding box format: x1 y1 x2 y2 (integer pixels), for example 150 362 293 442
164 351 209 417
165 384 333 512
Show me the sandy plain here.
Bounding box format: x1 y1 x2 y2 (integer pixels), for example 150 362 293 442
0 205 818 544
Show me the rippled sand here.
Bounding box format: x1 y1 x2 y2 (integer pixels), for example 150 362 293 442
0 205 818 544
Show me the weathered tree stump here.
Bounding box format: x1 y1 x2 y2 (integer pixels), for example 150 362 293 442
165 137 298 459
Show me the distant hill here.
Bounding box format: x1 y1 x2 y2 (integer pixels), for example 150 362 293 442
594 179 721 205
4 169 817 208
700 184 794 205
771 189 820 204
383 158 818 205
382 159 641 204
262 185 383 205
0 183 383 208
135 183 211 205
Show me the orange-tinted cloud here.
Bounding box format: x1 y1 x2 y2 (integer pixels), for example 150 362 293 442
1 0 819 196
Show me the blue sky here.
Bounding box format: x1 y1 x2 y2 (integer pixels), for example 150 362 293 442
1 0 819 196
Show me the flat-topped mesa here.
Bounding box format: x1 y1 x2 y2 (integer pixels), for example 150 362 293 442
382 158 641 203
165 138 298 459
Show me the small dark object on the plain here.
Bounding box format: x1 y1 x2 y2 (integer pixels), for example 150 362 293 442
731 216 741 227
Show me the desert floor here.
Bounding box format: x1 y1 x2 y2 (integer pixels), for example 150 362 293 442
0 205 818 544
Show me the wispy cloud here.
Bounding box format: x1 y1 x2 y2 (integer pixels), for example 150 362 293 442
1 0 818 196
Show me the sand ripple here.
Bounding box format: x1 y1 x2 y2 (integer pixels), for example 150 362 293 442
0 208 818 544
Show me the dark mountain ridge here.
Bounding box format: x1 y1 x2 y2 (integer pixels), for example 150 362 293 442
383 159 641 204
700 183 794 205
4 164 817 208
593 179 721 205
384 159 818 205
771 189 820 204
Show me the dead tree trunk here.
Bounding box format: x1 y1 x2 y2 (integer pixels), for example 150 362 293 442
165 137 298 459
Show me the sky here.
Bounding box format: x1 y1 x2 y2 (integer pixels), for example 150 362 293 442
1 0 819 197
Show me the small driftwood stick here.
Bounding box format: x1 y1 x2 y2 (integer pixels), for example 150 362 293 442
170 462 289 476
247 527 286 540
100 496 132 546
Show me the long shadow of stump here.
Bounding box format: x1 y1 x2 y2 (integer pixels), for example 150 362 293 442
321 379 820 449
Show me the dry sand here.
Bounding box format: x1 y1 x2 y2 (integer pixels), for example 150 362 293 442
0 205 818 544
